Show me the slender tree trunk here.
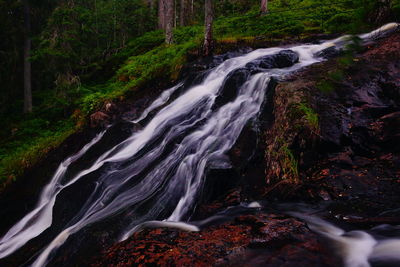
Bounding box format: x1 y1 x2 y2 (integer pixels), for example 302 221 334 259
180 0 187 26
23 0 32 113
261 0 268 14
113 0 117 45
371 0 392 24
203 0 213 56
165 0 174 44
158 0 166 29
174 0 177 28
94 0 99 49
146 0 154 9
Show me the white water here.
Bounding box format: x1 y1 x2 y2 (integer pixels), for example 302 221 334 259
0 23 398 266
133 82 183 124
290 212 400 267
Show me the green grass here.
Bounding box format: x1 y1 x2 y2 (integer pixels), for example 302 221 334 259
317 80 336 93
0 0 383 186
80 40 200 116
281 145 299 181
297 102 319 131
0 120 75 188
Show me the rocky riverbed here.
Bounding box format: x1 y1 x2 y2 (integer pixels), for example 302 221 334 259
92 32 400 267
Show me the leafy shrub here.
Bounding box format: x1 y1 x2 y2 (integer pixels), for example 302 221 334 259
325 13 354 33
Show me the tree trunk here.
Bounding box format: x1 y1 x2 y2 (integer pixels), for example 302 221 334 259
180 0 187 26
113 0 117 44
94 0 99 49
23 0 32 113
370 0 392 24
165 0 174 44
174 0 177 28
261 0 268 14
146 0 155 9
203 0 213 56
158 0 166 30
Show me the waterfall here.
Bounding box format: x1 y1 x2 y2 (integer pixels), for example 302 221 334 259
0 23 398 266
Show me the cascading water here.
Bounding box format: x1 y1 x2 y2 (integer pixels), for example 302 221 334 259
0 23 399 266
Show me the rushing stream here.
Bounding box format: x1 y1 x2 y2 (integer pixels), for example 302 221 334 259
0 23 399 266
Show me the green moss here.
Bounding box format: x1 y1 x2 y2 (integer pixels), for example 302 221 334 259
325 13 355 33
317 80 335 93
0 120 75 186
288 101 319 131
338 55 354 67
328 69 345 82
316 35 363 95
297 102 319 131
80 41 199 117
281 145 299 181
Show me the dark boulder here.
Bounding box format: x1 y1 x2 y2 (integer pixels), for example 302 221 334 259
213 68 251 109
246 49 299 73
214 50 298 109
270 49 300 68
316 46 341 59
90 112 110 128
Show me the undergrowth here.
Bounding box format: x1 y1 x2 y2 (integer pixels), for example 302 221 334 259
281 145 299 182
297 102 319 131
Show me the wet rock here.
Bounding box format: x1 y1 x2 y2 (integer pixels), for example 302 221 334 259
92 214 336 267
199 168 240 209
246 50 299 73
316 46 341 59
379 111 400 151
90 111 110 128
95 32 400 267
259 32 400 215
104 102 117 113
271 50 300 68
214 68 251 109
195 190 241 220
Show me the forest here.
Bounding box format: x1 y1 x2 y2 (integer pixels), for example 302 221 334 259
0 0 400 266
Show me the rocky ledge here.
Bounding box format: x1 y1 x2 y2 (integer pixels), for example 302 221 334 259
92 32 400 266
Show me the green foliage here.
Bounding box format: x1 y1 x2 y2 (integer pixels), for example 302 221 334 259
317 80 335 93
297 102 319 130
0 119 74 185
338 54 354 67
215 0 258 17
328 70 345 82
212 0 378 39
281 145 299 180
81 40 199 116
316 35 363 94
214 11 307 38
32 0 157 92
325 13 354 33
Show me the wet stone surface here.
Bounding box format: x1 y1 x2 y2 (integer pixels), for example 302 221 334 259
92 213 337 267
93 32 400 266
